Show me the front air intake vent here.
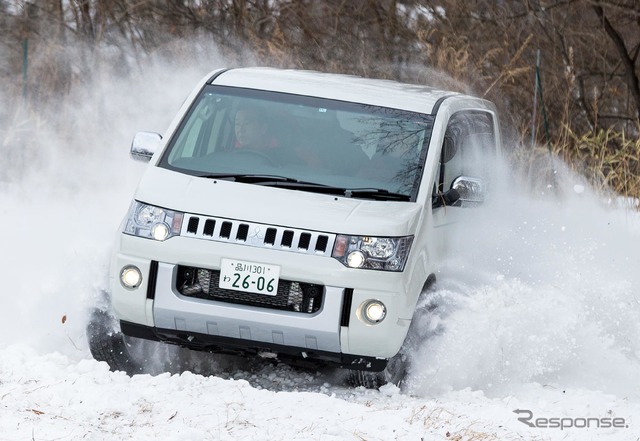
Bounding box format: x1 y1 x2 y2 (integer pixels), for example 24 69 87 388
187 217 199 234
219 221 232 239
179 214 336 257
203 219 216 236
298 233 311 250
315 235 329 252
236 224 249 241
265 228 277 245
281 230 294 247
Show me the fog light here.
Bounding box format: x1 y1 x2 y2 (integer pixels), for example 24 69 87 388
346 250 365 268
151 223 170 241
120 265 142 289
361 300 386 324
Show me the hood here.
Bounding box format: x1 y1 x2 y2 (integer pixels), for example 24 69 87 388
134 166 422 236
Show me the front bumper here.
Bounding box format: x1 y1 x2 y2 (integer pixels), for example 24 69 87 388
120 320 388 371
110 233 416 365
153 261 343 353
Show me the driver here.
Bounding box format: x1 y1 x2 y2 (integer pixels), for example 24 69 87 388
234 105 278 150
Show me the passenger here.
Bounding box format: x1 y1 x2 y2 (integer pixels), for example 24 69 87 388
358 139 420 188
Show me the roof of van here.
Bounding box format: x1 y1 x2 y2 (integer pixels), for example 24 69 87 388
211 67 471 115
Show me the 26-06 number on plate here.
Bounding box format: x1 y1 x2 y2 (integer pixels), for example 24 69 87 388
219 258 280 296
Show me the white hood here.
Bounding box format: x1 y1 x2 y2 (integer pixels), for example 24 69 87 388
134 166 422 236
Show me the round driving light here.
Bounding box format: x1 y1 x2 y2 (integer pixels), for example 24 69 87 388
362 300 386 324
346 250 366 268
120 266 142 289
151 223 170 241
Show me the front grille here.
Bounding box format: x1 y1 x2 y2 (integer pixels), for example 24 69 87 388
176 265 324 314
180 214 336 257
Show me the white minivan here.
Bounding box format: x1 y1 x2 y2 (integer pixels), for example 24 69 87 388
87 67 501 387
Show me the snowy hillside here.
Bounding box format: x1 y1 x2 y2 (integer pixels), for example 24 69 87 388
1 64 639 441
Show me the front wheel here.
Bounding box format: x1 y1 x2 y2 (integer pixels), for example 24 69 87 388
86 307 219 376
86 308 146 375
347 353 407 389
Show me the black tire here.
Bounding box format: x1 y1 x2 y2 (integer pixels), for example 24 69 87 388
347 369 386 389
86 306 220 376
347 353 407 389
86 308 145 375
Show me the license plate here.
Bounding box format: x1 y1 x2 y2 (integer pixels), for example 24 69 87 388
219 258 280 296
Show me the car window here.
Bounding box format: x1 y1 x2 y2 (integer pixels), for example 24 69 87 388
438 111 497 193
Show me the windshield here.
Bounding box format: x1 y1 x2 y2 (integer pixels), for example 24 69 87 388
158 85 434 201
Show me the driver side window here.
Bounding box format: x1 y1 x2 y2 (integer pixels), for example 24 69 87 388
438 111 497 193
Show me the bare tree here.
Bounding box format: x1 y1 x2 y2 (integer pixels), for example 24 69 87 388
1 0 638 140
593 1 640 121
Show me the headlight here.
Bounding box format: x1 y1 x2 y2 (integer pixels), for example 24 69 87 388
332 235 413 271
123 201 184 241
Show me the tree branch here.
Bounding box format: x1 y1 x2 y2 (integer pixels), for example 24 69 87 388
593 5 640 119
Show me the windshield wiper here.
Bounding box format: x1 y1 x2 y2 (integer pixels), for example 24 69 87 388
198 173 346 194
197 173 297 183
344 188 411 201
198 174 409 200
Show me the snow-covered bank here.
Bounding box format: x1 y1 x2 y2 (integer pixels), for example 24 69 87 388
3 344 637 441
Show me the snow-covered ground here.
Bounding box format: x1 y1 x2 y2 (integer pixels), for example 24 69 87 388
1 61 639 441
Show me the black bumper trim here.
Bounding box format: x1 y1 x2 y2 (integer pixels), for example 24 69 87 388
120 320 387 372
340 288 354 327
146 260 158 300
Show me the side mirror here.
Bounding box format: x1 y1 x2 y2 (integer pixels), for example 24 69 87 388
130 131 162 163
451 176 485 206
432 188 460 208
